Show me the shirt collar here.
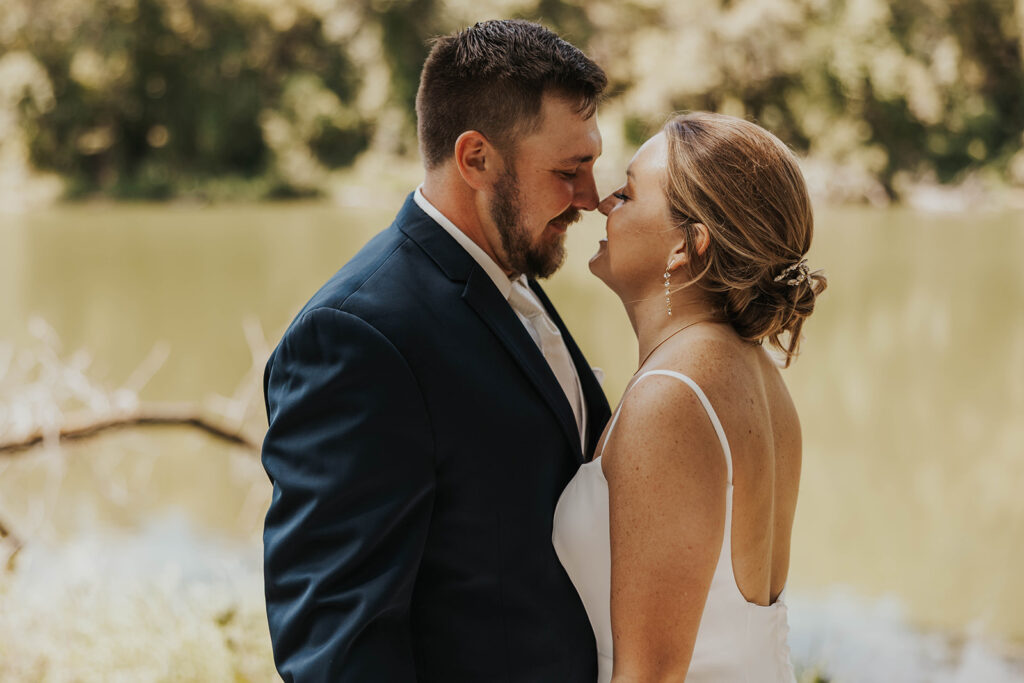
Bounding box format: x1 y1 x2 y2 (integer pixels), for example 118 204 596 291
414 185 514 300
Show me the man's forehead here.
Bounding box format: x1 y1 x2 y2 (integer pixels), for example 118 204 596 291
521 94 602 157
526 125 602 161
535 131 602 166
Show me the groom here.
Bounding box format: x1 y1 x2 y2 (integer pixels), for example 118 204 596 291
262 20 611 682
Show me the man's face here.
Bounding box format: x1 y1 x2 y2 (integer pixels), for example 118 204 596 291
486 93 602 279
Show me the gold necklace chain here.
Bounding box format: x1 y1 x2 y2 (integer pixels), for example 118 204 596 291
638 318 721 370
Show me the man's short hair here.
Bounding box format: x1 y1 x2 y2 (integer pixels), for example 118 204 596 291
415 20 607 169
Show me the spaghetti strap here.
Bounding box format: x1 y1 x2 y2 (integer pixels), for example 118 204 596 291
599 370 733 484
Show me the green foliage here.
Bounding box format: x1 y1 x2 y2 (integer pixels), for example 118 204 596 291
4 0 372 199
590 0 1024 198
1 0 1022 201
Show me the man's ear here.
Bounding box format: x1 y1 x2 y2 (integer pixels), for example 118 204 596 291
666 223 710 273
454 131 496 190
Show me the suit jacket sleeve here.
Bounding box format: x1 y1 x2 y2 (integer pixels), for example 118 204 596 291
262 306 435 682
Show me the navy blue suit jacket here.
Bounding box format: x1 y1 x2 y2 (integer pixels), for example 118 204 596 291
262 194 612 682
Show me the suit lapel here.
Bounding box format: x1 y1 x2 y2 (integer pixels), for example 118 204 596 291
398 191 602 463
462 269 584 462
529 281 612 460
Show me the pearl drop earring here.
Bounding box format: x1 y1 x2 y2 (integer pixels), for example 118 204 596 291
664 271 672 316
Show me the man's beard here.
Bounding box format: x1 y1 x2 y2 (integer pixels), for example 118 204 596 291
490 167 580 279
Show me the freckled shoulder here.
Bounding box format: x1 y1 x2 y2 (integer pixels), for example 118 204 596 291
660 332 760 415
601 366 729 485
672 333 745 386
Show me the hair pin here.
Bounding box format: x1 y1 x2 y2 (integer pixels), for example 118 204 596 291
773 259 810 286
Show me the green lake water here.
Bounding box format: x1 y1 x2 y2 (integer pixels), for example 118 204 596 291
1 200 1022 644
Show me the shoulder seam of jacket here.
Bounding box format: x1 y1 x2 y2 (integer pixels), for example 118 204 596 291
297 299 438 462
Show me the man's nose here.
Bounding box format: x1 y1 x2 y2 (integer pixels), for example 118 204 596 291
572 170 600 211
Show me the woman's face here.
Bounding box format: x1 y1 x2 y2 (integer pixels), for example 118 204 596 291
590 132 678 297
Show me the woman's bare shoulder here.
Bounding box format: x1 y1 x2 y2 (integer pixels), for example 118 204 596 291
603 354 730 483
659 331 756 407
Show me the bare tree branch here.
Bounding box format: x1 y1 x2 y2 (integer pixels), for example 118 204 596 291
0 404 261 456
0 319 272 567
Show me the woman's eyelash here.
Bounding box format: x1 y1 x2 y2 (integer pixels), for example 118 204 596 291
613 192 630 201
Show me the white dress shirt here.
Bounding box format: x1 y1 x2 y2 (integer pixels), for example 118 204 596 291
414 187 588 450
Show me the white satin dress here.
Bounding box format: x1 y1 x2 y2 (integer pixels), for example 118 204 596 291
553 370 797 682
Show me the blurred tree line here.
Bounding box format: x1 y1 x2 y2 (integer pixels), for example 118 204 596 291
0 0 1022 203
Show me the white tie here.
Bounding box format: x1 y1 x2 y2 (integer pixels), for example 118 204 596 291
508 280 584 445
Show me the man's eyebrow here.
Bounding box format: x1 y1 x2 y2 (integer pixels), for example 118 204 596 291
558 155 595 165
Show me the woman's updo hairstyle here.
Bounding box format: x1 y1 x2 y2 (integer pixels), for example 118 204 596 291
663 111 827 366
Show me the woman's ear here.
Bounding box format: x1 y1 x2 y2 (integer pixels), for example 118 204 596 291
454 131 495 191
666 223 710 273
666 237 687 273
690 222 710 257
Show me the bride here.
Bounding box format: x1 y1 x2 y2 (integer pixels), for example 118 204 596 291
553 111 826 682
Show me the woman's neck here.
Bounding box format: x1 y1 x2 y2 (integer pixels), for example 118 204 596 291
625 290 723 370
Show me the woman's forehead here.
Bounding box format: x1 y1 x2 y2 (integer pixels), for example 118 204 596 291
628 132 669 182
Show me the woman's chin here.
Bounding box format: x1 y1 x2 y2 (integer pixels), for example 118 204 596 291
588 240 609 278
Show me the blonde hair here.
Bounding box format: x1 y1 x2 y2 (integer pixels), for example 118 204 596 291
663 111 827 367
